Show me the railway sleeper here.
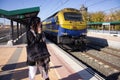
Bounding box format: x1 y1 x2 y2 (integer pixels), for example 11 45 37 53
71 52 120 79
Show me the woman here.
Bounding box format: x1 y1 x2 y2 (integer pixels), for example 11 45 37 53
26 17 50 80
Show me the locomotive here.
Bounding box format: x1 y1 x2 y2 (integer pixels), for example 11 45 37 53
42 8 87 49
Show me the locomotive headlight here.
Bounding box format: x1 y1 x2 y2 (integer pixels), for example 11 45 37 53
62 32 68 35
82 33 87 35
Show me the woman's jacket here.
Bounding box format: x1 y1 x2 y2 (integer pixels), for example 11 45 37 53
26 30 50 65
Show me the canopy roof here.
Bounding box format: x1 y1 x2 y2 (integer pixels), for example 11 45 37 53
88 21 120 25
0 7 40 24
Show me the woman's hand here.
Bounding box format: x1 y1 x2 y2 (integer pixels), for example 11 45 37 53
38 27 42 34
37 22 42 34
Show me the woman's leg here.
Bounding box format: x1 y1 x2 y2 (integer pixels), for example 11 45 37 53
37 58 50 80
28 66 37 80
38 64 49 80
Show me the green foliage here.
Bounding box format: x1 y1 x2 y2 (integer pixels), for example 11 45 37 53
88 11 105 22
87 10 120 22
87 10 120 31
107 10 120 21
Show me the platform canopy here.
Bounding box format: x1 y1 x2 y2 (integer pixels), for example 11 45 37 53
0 7 40 24
87 21 120 25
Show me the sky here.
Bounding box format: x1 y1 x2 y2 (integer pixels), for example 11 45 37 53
0 0 120 21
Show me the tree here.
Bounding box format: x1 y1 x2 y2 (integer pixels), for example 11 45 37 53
106 10 120 21
114 10 120 21
89 11 105 22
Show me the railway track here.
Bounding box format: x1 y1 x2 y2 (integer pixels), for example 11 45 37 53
59 43 120 80
0 28 24 44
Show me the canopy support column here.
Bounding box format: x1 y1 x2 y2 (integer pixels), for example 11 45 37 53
20 24 22 35
17 22 19 38
7 20 14 46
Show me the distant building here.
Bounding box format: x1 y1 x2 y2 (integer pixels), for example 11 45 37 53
80 4 87 14
80 5 88 22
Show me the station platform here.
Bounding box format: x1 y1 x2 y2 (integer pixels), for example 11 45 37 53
87 32 120 49
87 32 120 42
0 41 101 80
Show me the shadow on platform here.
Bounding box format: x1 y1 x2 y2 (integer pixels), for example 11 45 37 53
1 62 26 71
0 62 62 80
0 62 40 80
0 62 27 80
50 65 62 69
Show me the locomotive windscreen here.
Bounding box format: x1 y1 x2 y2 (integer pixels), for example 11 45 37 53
64 12 82 21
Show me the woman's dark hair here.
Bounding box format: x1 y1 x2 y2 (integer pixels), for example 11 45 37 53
28 17 41 33
31 17 40 26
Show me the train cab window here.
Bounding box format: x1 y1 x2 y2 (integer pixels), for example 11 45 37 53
64 12 82 21
55 16 59 23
